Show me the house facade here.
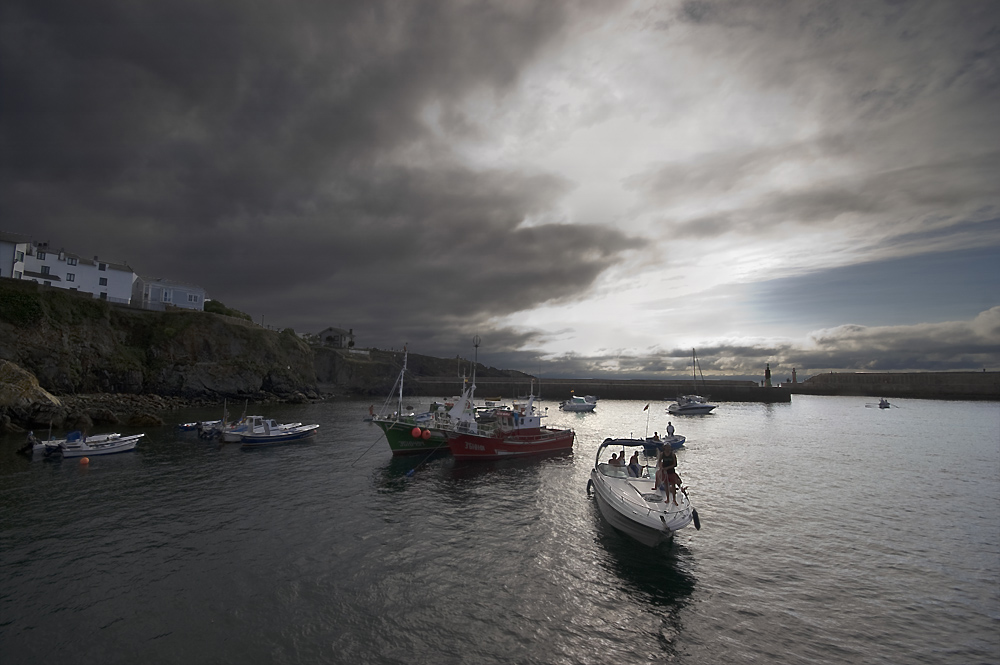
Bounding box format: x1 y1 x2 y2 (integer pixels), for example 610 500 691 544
3 237 136 304
0 231 31 279
317 327 355 348
132 276 207 311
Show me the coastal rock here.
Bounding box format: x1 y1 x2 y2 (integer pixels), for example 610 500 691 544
63 411 94 431
88 408 121 425
0 414 26 434
127 412 166 427
0 360 68 427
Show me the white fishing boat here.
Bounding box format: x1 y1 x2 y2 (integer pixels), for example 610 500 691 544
559 395 597 412
18 431 144 458
667 394 717 415
587 438 699 547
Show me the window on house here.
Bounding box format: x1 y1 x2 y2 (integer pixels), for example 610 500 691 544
41 266 50 275
100 292 107 300
14 271 21 279
15 251 23 261
99 263 107 271
37 251 46 260
66 273 75 282
188 294 200 303
67 257 78 266
162 290 172 302
99 277 108 286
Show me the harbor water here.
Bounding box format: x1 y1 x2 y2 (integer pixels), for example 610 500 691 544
1 395 998 664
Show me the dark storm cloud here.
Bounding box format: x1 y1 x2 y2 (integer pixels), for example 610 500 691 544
627 0 1000 240
1 0 637 355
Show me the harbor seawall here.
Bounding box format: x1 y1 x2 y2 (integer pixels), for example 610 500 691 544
405 376 791 403
792 371 999 401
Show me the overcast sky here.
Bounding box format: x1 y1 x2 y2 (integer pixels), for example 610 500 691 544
3 0 998 379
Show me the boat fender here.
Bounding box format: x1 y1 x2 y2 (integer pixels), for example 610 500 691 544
410 427 422 439
421 428 432 440
586 479 594 496
692 508 701 531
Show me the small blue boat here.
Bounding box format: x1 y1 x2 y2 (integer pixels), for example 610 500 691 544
641 435 686 454
240 419 320 447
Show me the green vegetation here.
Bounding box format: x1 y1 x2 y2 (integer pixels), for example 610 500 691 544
204 299 252 321
0 287 44 326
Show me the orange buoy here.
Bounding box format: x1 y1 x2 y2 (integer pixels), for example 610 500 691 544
411 427 422 438
421 429 432 440
80 457 90 465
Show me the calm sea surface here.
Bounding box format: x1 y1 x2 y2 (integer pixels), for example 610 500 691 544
1 395 998 664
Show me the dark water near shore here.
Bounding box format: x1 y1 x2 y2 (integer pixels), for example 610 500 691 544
1 396 998 664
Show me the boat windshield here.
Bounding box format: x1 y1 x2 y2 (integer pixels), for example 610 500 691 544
597 463 631 478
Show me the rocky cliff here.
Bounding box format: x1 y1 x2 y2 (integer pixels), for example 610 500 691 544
0 279 317 401
0 279 532 428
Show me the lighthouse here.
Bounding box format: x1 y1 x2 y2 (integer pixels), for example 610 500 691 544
765 363 772 388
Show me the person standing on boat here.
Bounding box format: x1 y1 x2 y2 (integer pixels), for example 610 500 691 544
655 448 680 505
666 421 674 438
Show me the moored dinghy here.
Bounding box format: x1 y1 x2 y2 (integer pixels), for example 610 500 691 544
18 430 144 458
588 438 699 546
240 418 320 447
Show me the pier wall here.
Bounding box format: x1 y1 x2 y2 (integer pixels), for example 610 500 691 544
793 371 999 400
407 376 791 403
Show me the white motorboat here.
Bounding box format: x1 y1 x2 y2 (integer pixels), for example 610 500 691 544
667 394 717 415
219 415 302 442
588 438 699 547
560 395 596 412
221 415 307 443
666 349 718 415
19 431 144 458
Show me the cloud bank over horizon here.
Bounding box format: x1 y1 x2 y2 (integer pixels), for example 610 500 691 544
2 0 997 378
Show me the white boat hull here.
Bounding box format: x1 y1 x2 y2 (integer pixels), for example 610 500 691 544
42 433 144 458
591 471 694 546
240 424 320 446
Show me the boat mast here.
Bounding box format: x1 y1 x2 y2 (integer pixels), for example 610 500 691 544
472 335 480 397
398 345 407 415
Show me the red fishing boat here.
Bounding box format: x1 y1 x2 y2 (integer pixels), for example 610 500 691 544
446 395 575 460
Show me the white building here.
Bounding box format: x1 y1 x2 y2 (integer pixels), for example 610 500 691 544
132 276 207 311
317 327 355 348
4 238 136 304
0 231 31 279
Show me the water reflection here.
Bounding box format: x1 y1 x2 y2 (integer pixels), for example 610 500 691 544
374 451 451 493
588 499 698 606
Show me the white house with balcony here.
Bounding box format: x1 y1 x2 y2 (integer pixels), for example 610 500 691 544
317 327 355 348
3 237 137 304
132 276 207 311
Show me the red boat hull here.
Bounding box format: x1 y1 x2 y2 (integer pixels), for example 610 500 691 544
447 428 575 460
